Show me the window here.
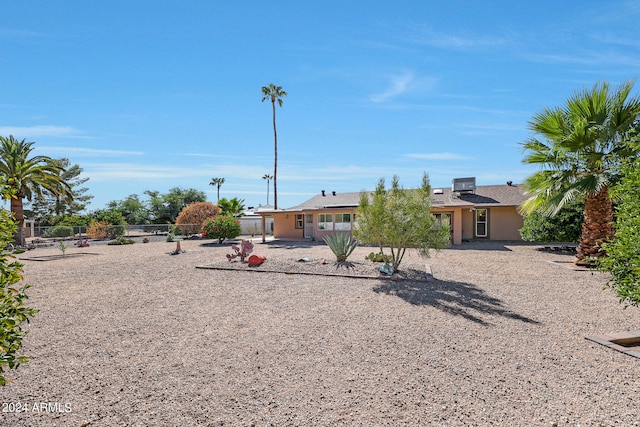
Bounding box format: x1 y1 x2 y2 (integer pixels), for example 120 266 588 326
475 209 487 237
295 214 303 229
317 213 333 230
334 213 352 230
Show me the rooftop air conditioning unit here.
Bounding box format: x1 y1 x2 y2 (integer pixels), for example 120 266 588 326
452 177 476 194
433 188 443 194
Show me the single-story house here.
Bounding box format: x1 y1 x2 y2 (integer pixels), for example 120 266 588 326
258 178 529 245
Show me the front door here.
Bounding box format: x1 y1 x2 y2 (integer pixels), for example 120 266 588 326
304 214 314 239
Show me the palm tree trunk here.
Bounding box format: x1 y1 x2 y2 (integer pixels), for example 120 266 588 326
266 179 270 205
576 187 614 264
272 101 278 210
10 195 25 246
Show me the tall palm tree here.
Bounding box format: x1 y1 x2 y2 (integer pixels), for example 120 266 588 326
261 83 287 210
520 80 640 264
262 174 273 206
0 135 72 245
209 177 225 203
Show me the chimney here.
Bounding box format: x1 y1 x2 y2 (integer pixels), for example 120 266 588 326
332 191 336 196
321 190 326 196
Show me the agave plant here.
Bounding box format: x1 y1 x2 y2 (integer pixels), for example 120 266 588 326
324 232 358 262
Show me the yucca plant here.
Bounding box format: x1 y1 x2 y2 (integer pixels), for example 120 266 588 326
324 232 358 262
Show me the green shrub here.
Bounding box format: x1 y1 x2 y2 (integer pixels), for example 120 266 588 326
202 215 241 244
598 156 640 307
366 251 392 263
108 237 135 245
110 225 126 238
0 188 38 386
44 225 74 238
324 232 358 262
519 198 583 243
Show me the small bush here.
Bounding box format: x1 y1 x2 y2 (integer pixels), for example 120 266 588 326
324 232 358 262
176 202 220 235
366 251 392 263
108 237 135 245
110 225 126 238
86 220 110 239
44 225 74 238
86 221 124 239
246 224 261 237
202 215 241 244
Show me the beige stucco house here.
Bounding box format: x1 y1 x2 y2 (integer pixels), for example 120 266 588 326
258 178 528 245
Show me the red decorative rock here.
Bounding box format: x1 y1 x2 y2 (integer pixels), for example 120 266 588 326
248 254 266 266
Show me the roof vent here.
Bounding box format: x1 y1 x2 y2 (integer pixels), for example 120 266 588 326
332 191 336 196
433 188 443 194
321 190 326 196
452 177 476 194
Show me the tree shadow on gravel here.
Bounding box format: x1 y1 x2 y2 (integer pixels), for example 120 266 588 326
373 279 540 326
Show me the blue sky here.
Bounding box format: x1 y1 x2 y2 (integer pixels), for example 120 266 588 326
2 1 639 211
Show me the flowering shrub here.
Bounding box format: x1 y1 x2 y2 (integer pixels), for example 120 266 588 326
226 239 254 262
202 215 241 244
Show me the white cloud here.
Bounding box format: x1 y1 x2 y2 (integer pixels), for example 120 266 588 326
38 146 145 157
84 162 268 183
369 71 418 103
406 25 507 50
369 71 437 103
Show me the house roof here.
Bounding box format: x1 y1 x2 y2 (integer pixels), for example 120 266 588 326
260 184 528 213
431 184 528 208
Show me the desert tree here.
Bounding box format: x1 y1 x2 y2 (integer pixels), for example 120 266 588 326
353 173 451 271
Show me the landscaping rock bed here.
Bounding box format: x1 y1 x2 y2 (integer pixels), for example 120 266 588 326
1 239 638 426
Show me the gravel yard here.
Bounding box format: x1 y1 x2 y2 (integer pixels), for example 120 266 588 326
0 239 638 426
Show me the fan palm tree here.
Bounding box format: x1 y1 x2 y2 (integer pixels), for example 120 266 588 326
262 174 273 206
209 177 225 203
520 80 640 264
0 135 72 245
217 197 245 217
261 83 287 210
